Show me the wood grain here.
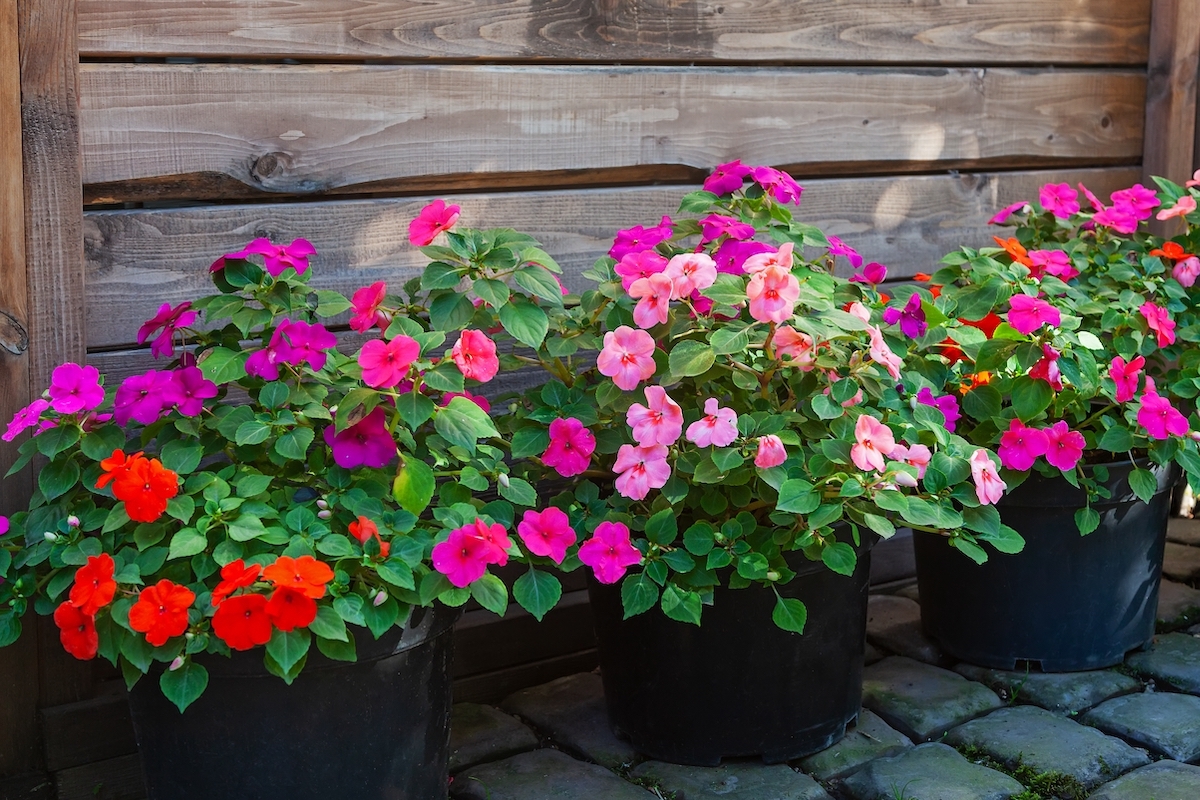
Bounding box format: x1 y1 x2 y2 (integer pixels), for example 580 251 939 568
75 0 1150 66
82 167 1139 351
52 753 144 800
78 64 1145 202
40 694 137 772
1141 0 1200 206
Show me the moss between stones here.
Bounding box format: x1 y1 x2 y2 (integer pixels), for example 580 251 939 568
954 744 1089 800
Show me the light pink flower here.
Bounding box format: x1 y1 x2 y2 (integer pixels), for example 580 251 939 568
577 521 642 584
747 265 800 323
970 449 1007 505
349 282 389 333
1110 355 1144 403
1140 302 1176 347
359 336 420 389
1187 170 1200 189
989 200 1029 225
1007 294 1061 335
664 252 717 299
998 419 1050 472
1137 390 1188 440
597 326 657 391
542 417 596 478
774 326 816 369
848 302 871 323
851 414 896 473
2 398 50 442
613 444 671 501
1173 256 1200 288
1039 183 1080 219
452 330 500 383
629 272 675 329
409 199 461 246
615 250 669 292
627 386 684 447
742 242 794 275
754 435 787 468
1157 194 1197 221
868 326 903 380
1043 421 1085 471
686 398 739 448
517 507 577 564
48 363 105 415
889 442 931 478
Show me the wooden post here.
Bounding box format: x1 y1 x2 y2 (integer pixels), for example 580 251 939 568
1142 0 1200 190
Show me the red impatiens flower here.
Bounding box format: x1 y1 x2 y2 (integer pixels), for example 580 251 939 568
265 587 317 632
211 559 263 606
211 594 273 651
53 601 98 660
95 449 142 490
348 516 390 558
262 555 334 600
69 554 117 616
112 455 179 523
129 580 196 646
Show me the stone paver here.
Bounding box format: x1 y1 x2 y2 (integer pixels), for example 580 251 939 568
840 742 1024 800
1089 760 1200 800
631 760 832 800
862 656 1003 741
1126 633 1200 694
1167 518 1200 547
944 705 1150 791
895 583 920 603
866 595 948 666
863 641 885 665
1163 542 1200 584
500 673 638 770
797 709 912 782
449 703 540 773
953 664 1141 715
451 748 655 799
1158 579 1200 629
1082 692 1200 762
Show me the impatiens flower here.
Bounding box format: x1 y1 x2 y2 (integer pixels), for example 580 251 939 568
1093 205 1140 234
69 554 116 616
137 301 197 359
1137 390 1189 440
53 602 97 660
48 362 105 415
432 527 492 588
743 241 795 275
1111 184 1160 219
164 366 218 417
613 443 671 500
211 559 262 606
542 417 596 478
1007 294 1060 335
577 521 641 584
868 326 903 380
751 166 803 205
462 518 512 566
210 238 317 277
889 443 931 478
989 200 1030 225
882 294 927 339
663 252 718 298
265 587 317 632
1157 194 1197 221
263 555 334 599
2 398 50 442
747 265 800 323
614 249 668 292
994 237 1033 268
998 419 1050 472
916 387 960 433
408 199 461 246
517 507 577 564
754 435 787 468
452 329 500 383
629 272 675 329
969 449 1007 505
686 398 739 448
773 326 816 369
851 414 896 473
1039 183 1080 219
627 386 684 447
1174 256 1200 288
1140 302 1176 347
211 594 273 651
1109 355 1145 403
1028 343 1064 392
359 335 420 389
0 516 8 536
826 236 863 269
713 239 774 275
1151 241 1194 262
113 370 173 426
850 262 888 285
698 214 754 244
129 580 196 646
349 516 390 558
1028 249 1077 281
703 160 752 195
95 449 139 490
609 216 673 261
597 326 657 391
349 281 389 333
1078 182 1106 210
111 455 179 523
1043 421 1085 472
323 407 397 468
1188 169 1200 188
278 319 338 372
441 391 491 413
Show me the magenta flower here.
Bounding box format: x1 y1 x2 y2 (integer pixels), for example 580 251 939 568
48 362 105 415
164 366 217 417
578 521 642 585
998 419 1050 471
542 417 596 478
774 326 816 370
280 319 338 372
517 507 577 564
1043 421 1085 472
627 386 684 447
597 326 657 391
1137 390 1188 440
629 272 675 329
1111 184 1160 220
452 330 500 383
747 265 800 324
609 216 673 262
850 262 888 285
1007 294 1060 335
868 326 903 380
882 293 927 339
698 214 754 244
2 398 51 442
1039 183 1080 219
989 200 1029 225
613 443 671 500
751 166 803 205
431 527 491 588
359 335 420 389
1109 355 1144 403
462 518 511 566
889 442 931 479
441 391 491 413
614 250 668 292
754 435 787 469
970 449 1007 505
703 160 752 196
349 282 389 333
1092 206 1140 234
916 387 959 433
409 199 461 247
1140 302 1176 347
137 301 197 359
826 236 863 269
322 407 396 468
1173 256 1200 288
0 516 7 536
113 370 173 426
686 398 739 448
1157 194 1196 221
851 414 896 473
1078 182 1106 210
1028 343 1064 392
712 239 774 275
210 238 317 277
1028 249 1076 281
663 252 717 299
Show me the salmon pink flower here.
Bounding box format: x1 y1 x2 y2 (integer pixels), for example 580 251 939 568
747 265 800 323
2 398 50 442
698 214 754 244
882 293 926 339
850 262 888 285
113 370 173 426
743 241 795 275
542 417 596 478
1173 256 1200 288
970 449 1006 505
597 326 657 391
1029 344 1064 392
686 398 739 448
1007 294 1060 335
323 407 397 468
137 301 197 359
359 335 420 389
441 391 491 413
629 272 675 329
1043 421 1085 472
916 388 960 433
868 326 903 380
989 200 1029 225
432 527 491 587
48 362 105 415
614 250 668 292
1109 355 1144 403
663 252 718 298
129 580 195 646
774 326 815 369
164 366 218 417
1140 302 1176 347
210 238 317 277
1137 389 1189 440
751 166 803 205
409 199 461 246
713 239 773 275
265 587 317 632
704 160 752 195
452 329 500 383
349 281 389 333
211 559 262 606
578 521 641 584
627 386 684 447
754 435 787 468
263 555 334 600
211 594 273 651
826 236 864 269
53 602 97 660
1039 183 1080 219
609 216 673 261
517 507 577 564
851 414 896 473
69 554 116 616
998 419 1050 471
889 443 931 478
1157 194 1196 221
613 443 671 501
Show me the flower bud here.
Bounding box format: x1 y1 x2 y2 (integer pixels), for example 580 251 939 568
373 590 388 607
766 570 781 581
185 632 195 640
67 515 80 528
498 473 510 488
316 499 328 510
892 471 919 488
43 531 57 542
317 509 332 520
168 656 185 671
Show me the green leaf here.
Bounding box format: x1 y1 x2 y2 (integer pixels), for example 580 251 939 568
771 596 808 634
363 595 403 638
710 326 750 355
683 522 715 556
80 427 126 462
951 536 989 564
421 361 465 393
977 524 1026 554
167 528 207 561
235 420 271 446
308 606 349 641
228 514 268 542
316 633 357 662
861 513 895 539
316 534 356 558
645 509 678 545
159 661 209 713
434 396 499 454
1128 468 1157 504
499 295 549 349
498 477 537 507
512 569 561 622
314 289 352 317
333 594 366 626
620 573 659 619
961 385 1003 421
474 277 510 309
421 261 466 291
514 265 565 305
668 340 716 378
166 495 195 523
810 393 844 420
1076 331 1104 350
160 440 204 475
0 613 22 648
469 573 509 616
1010 376 1054 422
266 628 311 673
821 542 857 576
776 479 820 514
660 585 702 626
392 459 436 516
429 292 475 332
39 458 79 501
235 473 272 498
274 427 315 461
1075 506 1101 536
36 425 80 459
377 558 415 590
701 274 748 306
199 347 248 385
510 427 550 459
1097 425 1135 452
395 392 436 430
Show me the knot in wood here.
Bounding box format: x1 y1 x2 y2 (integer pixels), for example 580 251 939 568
251 152 286 181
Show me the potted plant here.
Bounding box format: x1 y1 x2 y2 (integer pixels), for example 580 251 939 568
0 206 572 799
905 175 1200 670
488 164 1020 765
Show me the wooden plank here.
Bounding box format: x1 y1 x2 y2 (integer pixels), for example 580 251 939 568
0 615 40 777
41 694 137 772
82 167 1140 351
454 590 594 680
76 0 1150 66
53 753 144 800
452 650 599 706
1141 0 1200 192
77 64 1145 202
0 772 54 800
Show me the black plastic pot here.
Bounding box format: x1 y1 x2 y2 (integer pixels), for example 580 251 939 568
588 538 872 766
127 603 459 800
914 460 1176 672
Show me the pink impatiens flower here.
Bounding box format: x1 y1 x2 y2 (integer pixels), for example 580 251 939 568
663 252 718 299
698 214 754 244
113 370 173 426
614 250 669 292
742 241 795 275
542 418 596 478
210 238 316 277
970 449 1007 505
322 407 397 468
882 294 926 339
609 216 673 262
989 200 1029 225
1111 184 1160 220
1028 344 1064 392
1043 421 1085 472
164 366 218 417
1028 249 1077 281
1156 194 1196 221
613 444 671 501
516 508 577 564
1039 183 1080 219
1173 256 1200 288
597 326 657 391
431 526 491 588
851 414 896 473
1139 302 1176 347
359 336 420 389
686 398 739 448
998 419 1050 471
461 518 512 567
409 199 461 247
1109 355 1144 403
452 330 500 383
1137 389 1189 440
889 442 932 478
137 301 197 359
577 521 642 585
48 363 105 415
2 398 50 442
703 160 752 196
751 166 803 205
754 435 787 468
349 282 389 333
1007 294 1061 335
747 265 800 323
629 272 675 329
868 326 903 380
713 239 774 275
773 326 816 369
826 236 864 269
850 262 888 285
627 387 684 447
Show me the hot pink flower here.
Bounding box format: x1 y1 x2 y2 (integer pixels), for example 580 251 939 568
1028 343 1064 392
0 516 7 536
747 265 800 323
452 330 500 383
626 387 684 447
431 527 491 588
742 241 795 275
516 508 577 564
48 363 105 415
1157 194 1196 221
1043 421 1085 471
774 326 816 369
1007 294 1061 335
629 272 675 329
851 414 896 473
210 238 316 277
663 253 718 299
826 236 864 269
349 282 389 333
614 250 669 292
713 239 774 275
998 419 1050 471
597 326 657 391
1173 256 1200 288
1140 302 1176 347
462 518 511 566
889 442 931 478
1078 182 1106 211
1111 185 1160 219
577 521 641 585
751 166 803 205
441 391 491 413
164 366 217 417
1039 183 1080 219
137 301 197 359
686 398 739 448
409 199 461 246
113 370 173 426
916 388 960 433
754 435 787 468
970 449 1006 505
359 336 420 389
698 214 755 244
868 326 903 380
1137 390 1189 440
322 407 397 468
703 160 752 195
1109 355 1144 403
2 398 50 442
542 417 596 478
613 443 671 501
609 216 673 262
1028 249 1077 281
989 200 1029 225
850 262 888 285
1093 206 1140 234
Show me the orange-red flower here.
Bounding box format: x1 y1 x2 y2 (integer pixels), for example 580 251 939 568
129 579 195 646
993 236 1033 268
348 516 390 559
940 313 1004 365
211 593 273 651
211 559 262 606
95 449 143 490
69 553 117 615
265 587 317 632
53 601 97 660
959 371 993 394
112 455 179 523
913 272 933 282
262 555 334 600
1150 241 1194 262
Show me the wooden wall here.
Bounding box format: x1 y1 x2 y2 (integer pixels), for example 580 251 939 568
7 0 1200 795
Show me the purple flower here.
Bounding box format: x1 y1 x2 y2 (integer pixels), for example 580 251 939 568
48 362 105 415
3 398 51 442
850 262 888 285
210 238 317 278
826 236 863 269
882 293 927 338
916 388 959 433
703 160 752 195
113 370 173 426
164 367 218 417
751 166 803 205
322 407 397 469
712 239 774 275
698 214 755 244
137 302 197 359
609 216 673 261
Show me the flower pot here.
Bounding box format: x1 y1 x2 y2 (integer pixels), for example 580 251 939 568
126 604 459 800
914 460 1177 672
587 538 872 766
